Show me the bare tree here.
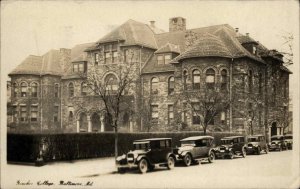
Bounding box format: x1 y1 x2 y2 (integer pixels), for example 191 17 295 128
280 32 294 66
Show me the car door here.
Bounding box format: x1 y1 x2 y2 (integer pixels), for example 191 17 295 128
198 139 210 157
148 140 162 164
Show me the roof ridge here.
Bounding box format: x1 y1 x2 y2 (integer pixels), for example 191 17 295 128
145 23 159 48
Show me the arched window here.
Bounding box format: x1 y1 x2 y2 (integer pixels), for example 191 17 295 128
20 82 28 97
54 84 59 98
151 77 159 95
221 69 228 91
183 70 188 90
68 111 73 122
168 76 175 95
205 68 215 89
68 82 74 97
105 74 118 92
248 70 253 93
81 82 88 96
13 83 18 97
192 70 200 90
31 82 38 97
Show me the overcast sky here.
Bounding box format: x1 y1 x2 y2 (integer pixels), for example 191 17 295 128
1 0 299 93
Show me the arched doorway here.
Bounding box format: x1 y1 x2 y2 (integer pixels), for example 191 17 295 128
91 113 101 132
271 122 277 136
79 112 88 132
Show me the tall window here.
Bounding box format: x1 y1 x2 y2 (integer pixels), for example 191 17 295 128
54 84 59 98
68 111 74 122
164 54 171 64
183 70 188 90
53 105 59 122
221 69 228 91
105 74 118 92
157 55 164 65
21 82 27 97
95 53 99 65
220 111 226 124
248 70 253 93
20 105 27 122
31 83 38 97
13 83 18 97
205 68 215 89
192 70 200 90
12 105 18 122
68 82 74 97
151 77 159 95
258 73 263 94
283 79 288 98
182 102 188 123
192 102 201 125
81 82 88 96
30 105 38 122
151 105 159 124
112 51 118 63
168 105 174 124
168 76 175 95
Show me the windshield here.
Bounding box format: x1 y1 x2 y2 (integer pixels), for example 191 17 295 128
181 141 195 147
248 137 258 142
221 139 233 145
133 143 149 150
271 136 283 141
285 136 292 139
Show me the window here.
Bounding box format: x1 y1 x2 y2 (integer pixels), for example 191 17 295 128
151 77 159 95
104 44 111 52
95 53 99 65
248 70 253 93
69 111 73 122
124 49 129 63
105 74 118 92
258 73 263 94
81 82 88 96
168 76 175 95
68 82 74 97
192 102 201 124
54 84 59 98
221 69 228 91
112 51 118 63
220 111 226 124
248 103 253 117
168 105 174 124
183 70 188 90
192 70 200 90
112 44 118 51
73 63 85 73
157 55 164 65
31 83 38 97
21 82 27 97
283 79 288 98
13 83 18 97
53 105 59 122
205 68 215 89
78 63 84 72
182 102 188 123
73 64 78 72
253 46 257 55
20 105 27 122
151 105 159 124
272 85 276 105
164 54 171 64
31 105 38 122
160 140 166 148
105 52 111 64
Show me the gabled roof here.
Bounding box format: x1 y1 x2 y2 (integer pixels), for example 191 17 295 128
236 35 259 45
154 43 181 54
9 55 43 76
71 43 94 62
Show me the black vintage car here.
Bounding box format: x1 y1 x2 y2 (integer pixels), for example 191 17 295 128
246 135 268 155
116 138 176 174
284 134 293 150
174 136 215 166
268 135 287 151
214 136 247 159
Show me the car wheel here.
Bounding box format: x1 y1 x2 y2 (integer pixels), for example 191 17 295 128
138 158 148 174
242 148 246 158
257 147 261 155
118 167 126 174
183 154 192 166
167 156 175 170
208 151 215 163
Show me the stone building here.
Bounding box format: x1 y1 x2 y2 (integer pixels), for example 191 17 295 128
8 17 291 138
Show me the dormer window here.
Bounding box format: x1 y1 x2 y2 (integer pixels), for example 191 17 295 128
157 54 172 65
103 43 118 64
73 62 86 73
253 46 257 55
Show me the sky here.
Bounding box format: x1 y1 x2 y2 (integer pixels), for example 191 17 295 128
1 0 299 93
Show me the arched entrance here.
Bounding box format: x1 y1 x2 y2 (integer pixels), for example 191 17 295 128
271 122 277 136
79 112 88 132
91 112 101 132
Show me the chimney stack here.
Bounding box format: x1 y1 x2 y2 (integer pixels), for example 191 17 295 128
150 21 155 27
169 17 186 32
246 33 249 36
235 28 239 33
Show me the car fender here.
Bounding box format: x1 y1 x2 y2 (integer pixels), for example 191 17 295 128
165 152 176 160
136 155 148 163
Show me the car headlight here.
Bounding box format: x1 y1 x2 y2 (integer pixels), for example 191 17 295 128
178 149 182 154
116 154 126 161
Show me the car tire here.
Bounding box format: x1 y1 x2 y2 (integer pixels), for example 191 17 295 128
118 168 126 174
208 151 215 163
183 154 192 166
242 148 246 158
138 158 148 174
257 147 261 155
167 156 175 170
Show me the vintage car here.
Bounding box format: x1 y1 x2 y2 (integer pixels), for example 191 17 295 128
284 134 293 150
214 136 247 159
246 135 268 155
173 136 215 166
268 135 287 151
116 138 176 174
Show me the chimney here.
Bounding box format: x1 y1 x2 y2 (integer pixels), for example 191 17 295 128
246 33 249 36
169 17 186 32
235 28 239 33
150 21 155 27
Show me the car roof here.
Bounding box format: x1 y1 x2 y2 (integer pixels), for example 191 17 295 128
134 138 172 142
284 134 293 136
271 135 284 138
180 135 214 141
248 135 264 138
221 136 244 140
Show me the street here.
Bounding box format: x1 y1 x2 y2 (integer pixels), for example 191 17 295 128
2 150 298 189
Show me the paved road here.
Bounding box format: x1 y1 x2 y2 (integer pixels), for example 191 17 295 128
2 150 298 189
